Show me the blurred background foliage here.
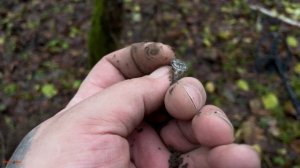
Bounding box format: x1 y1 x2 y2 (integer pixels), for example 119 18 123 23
0 0 300 167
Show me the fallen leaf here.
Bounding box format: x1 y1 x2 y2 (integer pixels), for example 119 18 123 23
286 35 298 48
240 116 265 144
291 139 300 155
236 79 249 91
41 84 58 99
294 63 300 75
262 93 279 110
249 98 269 115
205 81 215 93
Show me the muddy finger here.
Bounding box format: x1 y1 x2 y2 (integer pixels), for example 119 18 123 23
108 42 175 78
164 77 207 120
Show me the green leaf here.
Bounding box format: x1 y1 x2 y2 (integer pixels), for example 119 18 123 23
218 30 231 40
286 36 298 48
262 93 279 110
124 0 132 3
205 81 215 93
41 84 57 98
132 12 141 22
4 83 17 96
256 21 262 32
0 104 7 112
277 148 287 155
133 4 140 12
203 26 213 47
69 27 80 38
4 115 14 129
43 61 58 69
273 156 286 166
291 75 300 97
203 38 211 47
294 63 300 75
72 80 81 89
61 41 69 50
0 36 4 45
236 79 249 91
236 67 246 74
47 39 69 52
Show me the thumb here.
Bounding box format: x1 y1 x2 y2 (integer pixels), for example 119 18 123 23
68 66 171 137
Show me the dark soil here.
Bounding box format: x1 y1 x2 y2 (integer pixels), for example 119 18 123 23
169 148 183 168
0 0 91 161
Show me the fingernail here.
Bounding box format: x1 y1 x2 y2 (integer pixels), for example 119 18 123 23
210 110 234 130
149 66 170 78
182 83 204 112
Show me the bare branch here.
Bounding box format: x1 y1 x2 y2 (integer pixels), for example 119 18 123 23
249 4 300 28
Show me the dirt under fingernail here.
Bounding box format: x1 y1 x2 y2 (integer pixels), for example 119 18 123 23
168 84 176 95
168 147 187 168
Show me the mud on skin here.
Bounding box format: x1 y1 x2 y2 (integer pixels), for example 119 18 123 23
6 43 177 168
169 147 189 168
108 42 175 79
130 42 174 74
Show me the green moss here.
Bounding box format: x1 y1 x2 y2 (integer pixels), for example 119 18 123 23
88 0 117 67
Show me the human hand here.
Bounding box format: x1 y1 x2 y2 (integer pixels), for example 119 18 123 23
7 42 260 168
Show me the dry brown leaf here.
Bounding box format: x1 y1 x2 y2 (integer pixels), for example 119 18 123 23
291 139 300 155
249 98 269 116
240 116 265 144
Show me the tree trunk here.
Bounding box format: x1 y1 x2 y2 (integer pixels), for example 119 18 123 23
88 0 122 67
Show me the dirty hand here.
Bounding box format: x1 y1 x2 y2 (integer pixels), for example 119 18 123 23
8 42 260 168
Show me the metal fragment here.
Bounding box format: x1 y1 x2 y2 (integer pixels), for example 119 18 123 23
171 59 187 82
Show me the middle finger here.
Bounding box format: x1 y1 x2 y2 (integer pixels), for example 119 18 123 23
161 77 234 151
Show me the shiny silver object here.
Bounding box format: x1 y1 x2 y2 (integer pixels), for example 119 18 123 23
171 58 187 82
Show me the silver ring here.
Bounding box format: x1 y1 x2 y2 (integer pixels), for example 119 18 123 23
171 58 187 82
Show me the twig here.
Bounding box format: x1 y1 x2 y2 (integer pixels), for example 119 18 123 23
249 4 300 28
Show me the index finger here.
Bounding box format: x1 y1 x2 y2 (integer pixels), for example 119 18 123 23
67 42 175 108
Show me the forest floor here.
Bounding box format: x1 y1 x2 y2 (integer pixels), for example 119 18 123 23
1 0 300 167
